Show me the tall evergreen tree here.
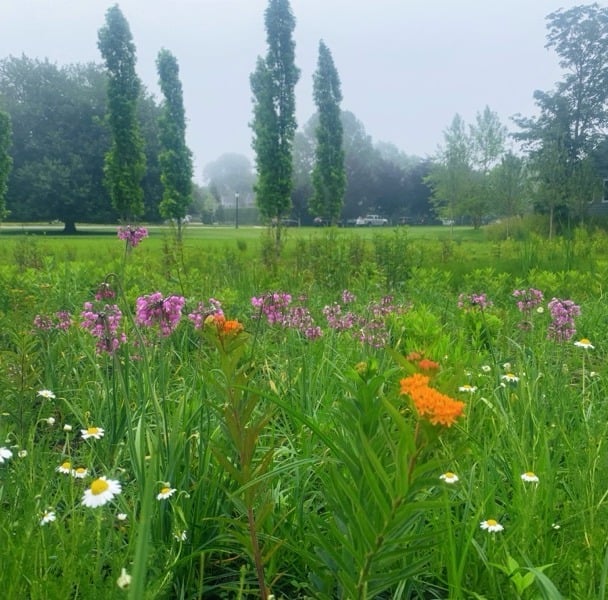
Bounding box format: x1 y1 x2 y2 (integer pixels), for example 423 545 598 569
310 40 345 225
97 4 146 222
156 48 193 240
250 0 300 247
0 109 11 221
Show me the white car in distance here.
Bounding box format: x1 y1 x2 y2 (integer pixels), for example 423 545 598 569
355 214 389 226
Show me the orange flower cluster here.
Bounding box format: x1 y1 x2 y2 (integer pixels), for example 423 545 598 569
206 313 244 336
399 374 465 427
406 351 440 374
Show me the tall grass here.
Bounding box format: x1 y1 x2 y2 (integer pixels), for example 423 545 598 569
0 227 607 598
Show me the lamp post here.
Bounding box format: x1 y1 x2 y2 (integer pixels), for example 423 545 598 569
235 192 239 229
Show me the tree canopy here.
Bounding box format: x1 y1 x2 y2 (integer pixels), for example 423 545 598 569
0 109 12 221
250 0 300 246
310 40 345 224
156 48 193 240
97 4 146 222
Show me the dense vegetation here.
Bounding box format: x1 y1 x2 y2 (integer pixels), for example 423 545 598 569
3 4 608 234
0 225 607 598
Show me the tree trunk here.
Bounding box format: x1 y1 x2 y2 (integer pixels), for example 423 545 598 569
62 220 77 234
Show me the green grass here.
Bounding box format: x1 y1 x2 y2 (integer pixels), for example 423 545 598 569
0 225 606 598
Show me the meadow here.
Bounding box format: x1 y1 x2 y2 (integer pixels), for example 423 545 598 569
1 223 608 599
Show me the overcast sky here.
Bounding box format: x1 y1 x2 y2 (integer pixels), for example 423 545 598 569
0 0 591 181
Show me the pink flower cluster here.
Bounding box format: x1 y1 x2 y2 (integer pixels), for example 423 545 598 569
135 292 185 336
81 302 126 354
187 298 224 329
547 297 580 342
513 288 544 314
323 303 359 331
458 293 492 311
251 292 321 339
33 311 72 332
117 225 148 248
95 282 116 301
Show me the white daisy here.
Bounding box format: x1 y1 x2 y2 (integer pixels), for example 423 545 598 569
501 373 519 383
439 472 459 484
40 510 56 526
481 365 491 373
46 417 56 426
116 513 128 521
173 530 188 541
81 477 121 508
521 471 540 483
458 384 477 393
63 424 73 432
71 467 88 479
574 338 594 349
37 389 56 400
81 426 105 440
480 519 504 533
56 461 72 474
0 447 13 463
17 450 28 458
116 568 132 589
156 485 177 501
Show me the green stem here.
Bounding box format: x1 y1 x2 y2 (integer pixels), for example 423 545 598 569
247 505 268 599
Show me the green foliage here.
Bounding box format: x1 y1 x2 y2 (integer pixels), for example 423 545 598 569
310 41 345 224
0 57 114 231
4 229 608 597
156 49 193 239
97 4 146 221
250 0 300 248
0 109 11 221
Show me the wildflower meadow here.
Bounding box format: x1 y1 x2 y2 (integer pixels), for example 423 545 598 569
1 225 608 599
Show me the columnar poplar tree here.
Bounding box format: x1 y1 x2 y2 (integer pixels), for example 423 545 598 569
97 4 146 222
0 110 11 221
311 40 345 224
156 48 193 241
250 0 300 246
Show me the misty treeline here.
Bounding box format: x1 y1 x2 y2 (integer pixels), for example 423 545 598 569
0 2 608 233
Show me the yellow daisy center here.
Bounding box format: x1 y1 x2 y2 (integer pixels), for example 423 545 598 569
525 471 536 478
61 461 71 469
444 472 455 478
87 427 99 435
486 519 498 526
580 338 590 345
91 478 110 495
75 468 86 474
160 487 170 495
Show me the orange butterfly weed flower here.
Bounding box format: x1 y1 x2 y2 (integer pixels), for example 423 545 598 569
205 313 244 336
417 358 440 374
400 374 465 427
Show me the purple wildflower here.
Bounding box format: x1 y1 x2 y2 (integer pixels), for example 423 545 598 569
458 293 492 311
95 282 116 301
81 302 126 354
34 311 73 332
513 288 544 314
188 298 224 330
547 298 580 342
117 225 148 248
135 292 185 336
341 289 356 304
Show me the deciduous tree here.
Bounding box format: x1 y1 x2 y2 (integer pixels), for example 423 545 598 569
514 4 608 234
98 4 146 222
0 109 11 221
156 48 193 240
310 40 345 224
0 57 113 232
250 0 300 248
